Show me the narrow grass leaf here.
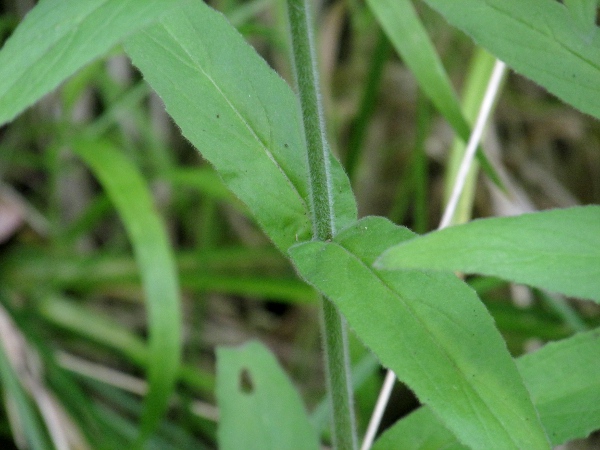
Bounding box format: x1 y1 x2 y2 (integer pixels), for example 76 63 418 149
216 341 320 450
289 216 550 450
0 322 51 450
366 0 464 140
374 328 600 448
366 0 504 190
424 0 600 120
38 295 214 395
376 206 600 303
443 48 497 226
71 139 181 439
0 0 182 126
165 168 243 209
125 0 356 252
38 295 149 366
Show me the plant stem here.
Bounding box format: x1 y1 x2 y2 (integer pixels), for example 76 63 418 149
286 0 334 241
285 0 357 448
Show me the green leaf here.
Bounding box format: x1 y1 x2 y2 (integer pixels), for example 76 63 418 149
216 341 320 450
373 407 462 450
519 329 600 445
0 308 51 450
374 328 600 448
366 0 504 191
366 0 465 143
564 0 599 37
71 139 181 439
0 0 182 126
423 0 600 120
376 206 600 303
38 295 214 395
289 217 550 450
124 0 356 253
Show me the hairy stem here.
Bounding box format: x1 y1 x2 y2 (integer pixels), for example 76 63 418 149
286 0 357 448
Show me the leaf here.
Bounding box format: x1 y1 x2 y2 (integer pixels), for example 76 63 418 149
0 306 51 450
124 0 356 252
564 0 599 37
366 0 466 144
366 0 505 191
376 206 600 303
374 328 600 448
423 0 600 120
71 139 181 439
38 295 214 395
0 0 183 126
372 407 462 450
289 216 550 450
519 328 600 445
216 341 320 450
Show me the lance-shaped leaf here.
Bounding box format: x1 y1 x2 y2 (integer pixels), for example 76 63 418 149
423 0 600 120
366 0 466 144
374 328 600 449
72 139 181 439
0 0 183 126
216 341 320 450
376 206 600 303
366 0 503 190
289 216 550 450
124 0 356 252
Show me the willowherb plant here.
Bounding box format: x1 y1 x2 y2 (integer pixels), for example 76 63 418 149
0 0 599 449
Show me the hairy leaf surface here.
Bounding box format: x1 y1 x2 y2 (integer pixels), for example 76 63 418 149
289 216 550 450
424 0 600 120
374 329 600 448
125 1 356 252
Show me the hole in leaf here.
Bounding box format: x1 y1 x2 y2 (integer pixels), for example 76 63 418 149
239 368 254 394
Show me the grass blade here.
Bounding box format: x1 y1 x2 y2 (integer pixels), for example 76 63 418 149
71 138 182 440
0 306 51 450
366 0 504 189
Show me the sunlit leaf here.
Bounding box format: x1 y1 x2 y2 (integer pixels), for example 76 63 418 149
125 0 356 252
0 0 182 126
376 206 600 303
424 0 600 119
374 328 600 448
289 216 550 449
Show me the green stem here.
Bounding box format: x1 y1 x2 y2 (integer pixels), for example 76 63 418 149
285 0 357 448
286 0 334 241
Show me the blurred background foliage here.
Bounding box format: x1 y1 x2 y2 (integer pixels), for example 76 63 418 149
0 0 599 448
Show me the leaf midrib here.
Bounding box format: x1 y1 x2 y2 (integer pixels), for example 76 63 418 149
155 17 310 217
330 239 531 448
